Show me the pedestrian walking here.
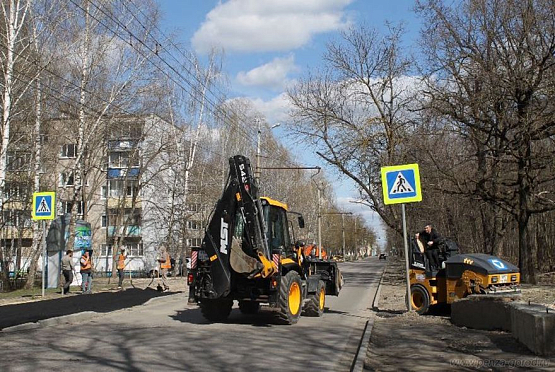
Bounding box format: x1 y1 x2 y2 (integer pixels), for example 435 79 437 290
115 247 127 289
80 250 93 294
61 249 74 294
157 245 171 292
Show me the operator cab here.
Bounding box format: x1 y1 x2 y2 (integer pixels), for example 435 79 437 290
261 197 305 260
261 197 291 253
409 237 460 277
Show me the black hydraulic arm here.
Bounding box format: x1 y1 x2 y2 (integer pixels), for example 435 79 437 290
200 155 270 298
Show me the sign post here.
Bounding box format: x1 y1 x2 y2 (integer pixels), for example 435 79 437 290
381 164 422 311
32 192 56 297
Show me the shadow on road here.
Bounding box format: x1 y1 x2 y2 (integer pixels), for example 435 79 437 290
0 288 176 330
170 306 291 327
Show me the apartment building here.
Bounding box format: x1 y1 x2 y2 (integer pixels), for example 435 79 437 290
1 114 207 278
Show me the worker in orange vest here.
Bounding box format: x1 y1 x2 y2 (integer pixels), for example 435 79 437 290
157 245 171 292
115 247 127 289
80 251 93 294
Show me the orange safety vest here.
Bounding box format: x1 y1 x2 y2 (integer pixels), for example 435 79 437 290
160 253 171 269
117 254 126 270
80 254 92 271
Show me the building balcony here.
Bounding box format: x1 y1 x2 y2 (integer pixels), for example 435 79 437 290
107 225 141 237
106 197 141 208
107 167 140 179
0 226 33 239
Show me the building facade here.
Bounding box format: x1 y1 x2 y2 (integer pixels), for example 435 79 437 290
1 114 207 279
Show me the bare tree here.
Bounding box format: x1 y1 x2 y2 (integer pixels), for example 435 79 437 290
287 24 416 236
416 0 555 282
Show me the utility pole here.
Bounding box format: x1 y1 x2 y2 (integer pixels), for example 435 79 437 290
342 214 346 259
317 188 322 259
255 118 261 182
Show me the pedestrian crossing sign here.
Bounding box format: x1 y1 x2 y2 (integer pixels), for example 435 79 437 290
32 192 56 220
381 164 422 205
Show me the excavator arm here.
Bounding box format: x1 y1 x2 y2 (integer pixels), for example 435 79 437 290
200 155 275 299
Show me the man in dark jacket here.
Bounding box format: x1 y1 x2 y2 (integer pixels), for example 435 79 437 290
416 224 442 270
61 250 74 294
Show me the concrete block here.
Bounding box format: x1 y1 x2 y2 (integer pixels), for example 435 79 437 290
509 303 555 356
451 296 513 331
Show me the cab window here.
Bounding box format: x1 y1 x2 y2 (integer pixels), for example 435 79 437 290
267 206 290 251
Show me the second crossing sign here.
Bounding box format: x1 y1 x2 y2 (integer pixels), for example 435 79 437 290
381 164 422 205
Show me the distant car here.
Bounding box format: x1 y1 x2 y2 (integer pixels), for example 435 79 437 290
379 253 387 260
331 255 344 262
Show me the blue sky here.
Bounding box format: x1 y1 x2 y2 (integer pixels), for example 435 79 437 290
157 0 422 243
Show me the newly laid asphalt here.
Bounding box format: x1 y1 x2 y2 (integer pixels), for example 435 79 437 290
0 288 174 330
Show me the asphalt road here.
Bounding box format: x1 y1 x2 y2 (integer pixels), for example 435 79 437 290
0 257 384 372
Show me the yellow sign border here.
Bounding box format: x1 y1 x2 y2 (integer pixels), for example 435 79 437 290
32 192 56 220
381 164 422 205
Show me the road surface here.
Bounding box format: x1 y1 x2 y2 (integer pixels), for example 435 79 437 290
0 257 384 372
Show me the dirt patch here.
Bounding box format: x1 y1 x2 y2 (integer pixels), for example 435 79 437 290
364 258 555 371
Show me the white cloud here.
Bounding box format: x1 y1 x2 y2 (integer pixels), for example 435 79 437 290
237 55 298 90
244 93 292 124
192 0 354 54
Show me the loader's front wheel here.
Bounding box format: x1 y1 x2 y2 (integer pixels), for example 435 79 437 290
409 285 430 315
239 300 260 314
278 271 302 324
200 298 233 322
304 280 325 317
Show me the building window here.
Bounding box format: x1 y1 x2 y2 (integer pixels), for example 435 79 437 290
109 179 139 198
101 215 107 228
186 238 202 248
107 208 141 226
100 244 113 257
6 151 31 171
127 242 143 256
109 123 142 140
186 220 201 230
4 182 29 201
101 185 107 199
2 210 31 228
60 144 76 158
59 171 74 186
187 184 199 194
187 203 201 212
109 151 139 168
61 201 84 215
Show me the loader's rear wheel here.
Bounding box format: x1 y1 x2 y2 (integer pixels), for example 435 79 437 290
304 280 325 317
410 285 430 315
200 298 233 322
239 300 260 314
278 271 302 324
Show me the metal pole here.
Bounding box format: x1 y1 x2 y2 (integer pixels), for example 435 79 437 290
317 188 322 259
354 218 357 257
42 220 46 297
341 214 346 259
402 204 412 311
255 118 261 182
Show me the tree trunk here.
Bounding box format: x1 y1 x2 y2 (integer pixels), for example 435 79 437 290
517 143 535 283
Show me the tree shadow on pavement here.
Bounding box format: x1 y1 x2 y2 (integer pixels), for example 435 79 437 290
0 288 174 330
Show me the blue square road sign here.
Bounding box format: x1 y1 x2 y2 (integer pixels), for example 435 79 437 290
32 192 56 220
381 164 422 205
